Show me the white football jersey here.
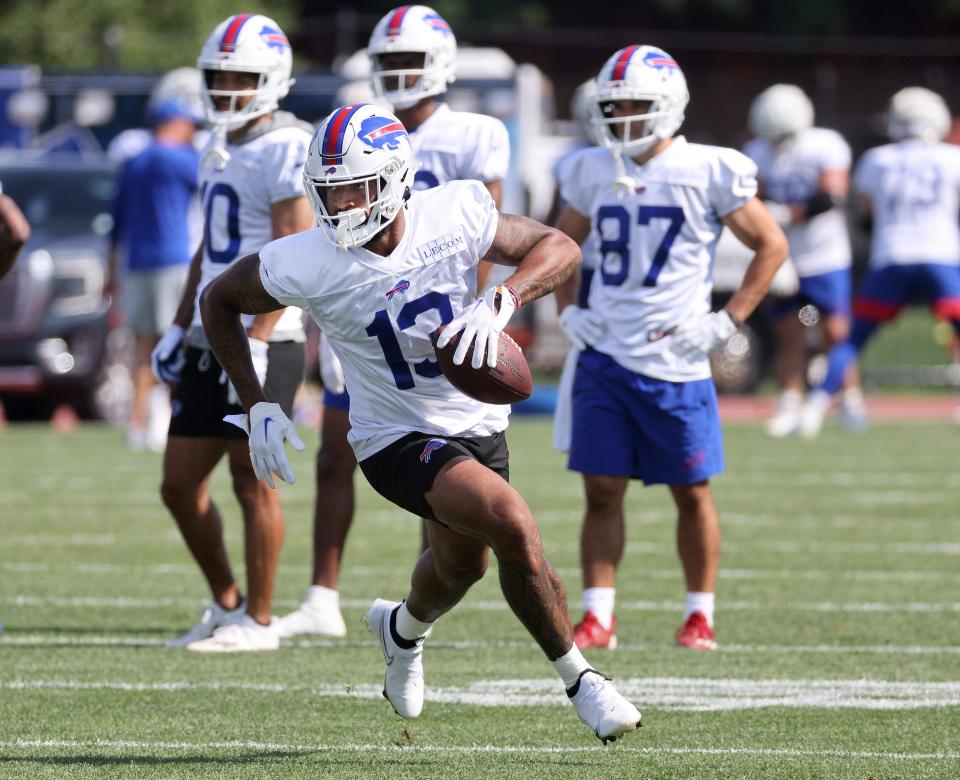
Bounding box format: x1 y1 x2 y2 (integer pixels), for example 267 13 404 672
559 137 757 382
555 144 600 274
744 127 852 277
853 139 960 268
259 180 508 460
408 103 509 190
193 114 313 340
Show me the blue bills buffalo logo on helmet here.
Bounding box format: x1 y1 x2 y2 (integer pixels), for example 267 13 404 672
642 49 678 72
358 115 408 151
419 438 447 464
259 24 289 52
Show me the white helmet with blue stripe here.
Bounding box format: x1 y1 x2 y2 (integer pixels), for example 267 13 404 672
592 45 689 155
197 14 294 129
366 5 457 110
304 103 413 248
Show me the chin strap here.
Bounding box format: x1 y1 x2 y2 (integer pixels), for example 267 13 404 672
202 126 231 171
611 149 637 199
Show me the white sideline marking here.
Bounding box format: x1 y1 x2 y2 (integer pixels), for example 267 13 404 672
3 561 956 583
0 738 956 761
5 677 960 712
5 594 960 614
4 634 960 656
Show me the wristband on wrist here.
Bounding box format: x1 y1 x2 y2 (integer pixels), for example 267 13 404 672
723 308 741 327
501 282 522 310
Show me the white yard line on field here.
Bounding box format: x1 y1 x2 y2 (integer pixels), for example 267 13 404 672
4 634 960 656
0 738 956 761
4 677 960 712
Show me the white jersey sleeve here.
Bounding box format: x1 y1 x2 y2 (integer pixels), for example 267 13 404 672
557 146 606 217
710 147 758 217
260 180 507 460
261 130 310 204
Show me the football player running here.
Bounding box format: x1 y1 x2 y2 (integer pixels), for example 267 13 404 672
745 85 864 437
200 103 643 742
801 87 960 437
280 4 511 640
153 14 314 651
553 45 787 651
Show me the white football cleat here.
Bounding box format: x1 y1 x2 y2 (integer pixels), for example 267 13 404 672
186 614 280 653
766 390 803 438
568 669 642 744
799 390 832 439
839 388 869 433
277 598 347 638
166 601 245 648
363 598 424 719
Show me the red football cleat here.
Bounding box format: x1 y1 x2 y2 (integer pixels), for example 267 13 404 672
573 611 618 650
676 611 717 651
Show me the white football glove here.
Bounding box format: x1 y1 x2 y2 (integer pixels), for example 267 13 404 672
220 337 268 407
558 305 603 350
151 324 186 383
224 401 305 489
669 310 739 360
436 284 519 369
318 332 345 394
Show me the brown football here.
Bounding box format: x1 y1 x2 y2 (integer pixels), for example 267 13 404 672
433 327 533 405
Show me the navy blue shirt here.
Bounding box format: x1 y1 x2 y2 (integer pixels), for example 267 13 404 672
111 141 198 271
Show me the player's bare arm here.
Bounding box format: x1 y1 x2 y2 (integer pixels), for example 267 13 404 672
552 206 592 312
171 243 206 329
200 253 283 411
721 197 790 323
0 193 31 279
483 213 581 306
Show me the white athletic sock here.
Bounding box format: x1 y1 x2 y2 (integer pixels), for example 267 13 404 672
583 587 616 630
306 585 339 607
552 644 592 690
395 601 433 641
685 591 715 626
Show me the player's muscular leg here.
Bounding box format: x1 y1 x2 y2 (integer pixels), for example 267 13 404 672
406 519 489 620
670 481 721 593
822 313 860 390
424 457 574 659
228 440 285 625
312 406 356 589
160 436 241 609
775 312 806 392
581 475 629 589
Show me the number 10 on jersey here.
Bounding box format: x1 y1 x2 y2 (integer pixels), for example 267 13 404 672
597 204 685 288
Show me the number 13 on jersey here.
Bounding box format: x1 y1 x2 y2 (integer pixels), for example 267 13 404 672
596 204 685 287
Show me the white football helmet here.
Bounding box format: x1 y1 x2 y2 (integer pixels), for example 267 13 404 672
366 5 457 110
570 78 601 145
749 84 814 144
888 87 951 142
197 14 294 130
591 45 688 155
304 104 413 248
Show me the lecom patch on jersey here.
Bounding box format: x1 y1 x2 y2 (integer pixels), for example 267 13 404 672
417 229 468 263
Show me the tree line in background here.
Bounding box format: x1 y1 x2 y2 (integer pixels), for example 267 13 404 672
2 0 960 72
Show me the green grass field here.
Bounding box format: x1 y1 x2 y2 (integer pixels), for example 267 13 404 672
1 418 959 778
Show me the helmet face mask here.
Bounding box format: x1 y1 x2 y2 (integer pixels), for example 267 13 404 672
592 45 688 156
305 104 412 248
367 5 456 110
197 14 293 130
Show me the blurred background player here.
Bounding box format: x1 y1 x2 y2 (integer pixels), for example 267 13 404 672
280 4 511 639
554 45 787 651
801 87 960 437
0 184 30 280
108 99 200 452
745 84 864 437
153 14 314 651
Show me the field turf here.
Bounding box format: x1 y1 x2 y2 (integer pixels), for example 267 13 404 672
1 418 959 778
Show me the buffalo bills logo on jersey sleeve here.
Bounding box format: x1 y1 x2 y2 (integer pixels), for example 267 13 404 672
358 116 408 151
259 24 289 51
